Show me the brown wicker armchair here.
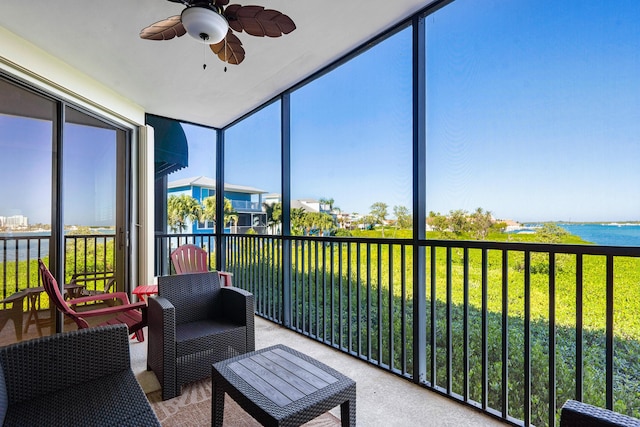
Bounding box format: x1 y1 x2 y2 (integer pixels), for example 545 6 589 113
147 271 255 400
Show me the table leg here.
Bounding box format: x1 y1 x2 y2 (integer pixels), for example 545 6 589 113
212 381 225 427
340 394 356 427
24 293 44 336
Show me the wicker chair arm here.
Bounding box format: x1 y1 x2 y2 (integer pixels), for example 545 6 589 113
560 400 640 427
220 287 253 324
148 296 177 401
221 286 255 351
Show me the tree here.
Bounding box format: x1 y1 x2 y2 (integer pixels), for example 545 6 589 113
167 194 203 233
319 197 335 211
202 196 238 231
536 223 569 243
427 211 448 232
448 209 469 235
370 202 389 236
263 202 282 234
304 212 335 236
290 207 307 235
469 207 493 240
393 205 412 230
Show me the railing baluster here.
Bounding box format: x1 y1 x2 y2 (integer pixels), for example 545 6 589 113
446 246 452 393
576 254 583 402
502 249 509 418
377 243 383 366
366 242 372 361
301 240 306 334
330 242 335 345
524 250 531 426
322 240 327 342
388 244 394 371
606 254 614 410
337 241 342 347
13 240 19 288
481 248 488 411
401 244 407 375
463 247 469 401
548 252 556 427
352 242 357 354
309 241 318 338
430 245 436 387
339 241 344 349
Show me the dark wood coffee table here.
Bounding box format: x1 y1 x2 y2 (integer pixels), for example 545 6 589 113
212 344 356 426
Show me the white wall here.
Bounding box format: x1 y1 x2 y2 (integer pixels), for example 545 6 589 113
1 26 155 286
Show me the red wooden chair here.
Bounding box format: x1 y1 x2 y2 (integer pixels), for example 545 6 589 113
170 244 208 274
170 244 233 286
38 259 147 342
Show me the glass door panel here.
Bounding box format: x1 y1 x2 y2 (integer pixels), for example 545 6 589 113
63 106 126 330
0 78 55 343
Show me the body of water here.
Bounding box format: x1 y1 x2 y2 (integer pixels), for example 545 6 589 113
557 223 640 247
0 229 115 262
0 232 50 262
515 223 640 247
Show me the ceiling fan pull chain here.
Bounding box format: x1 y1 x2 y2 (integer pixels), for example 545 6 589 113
224 38 228 72
203 43 207 70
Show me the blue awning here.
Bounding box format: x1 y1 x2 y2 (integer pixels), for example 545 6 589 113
147 115 188 178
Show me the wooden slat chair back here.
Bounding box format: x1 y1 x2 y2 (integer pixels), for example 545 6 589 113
39 260 89 329
170 244 234 286
170 244 209 274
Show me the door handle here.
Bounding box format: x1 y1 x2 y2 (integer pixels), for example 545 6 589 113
119 227 124 250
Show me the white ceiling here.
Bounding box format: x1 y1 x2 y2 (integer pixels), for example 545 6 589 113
0 0 434 129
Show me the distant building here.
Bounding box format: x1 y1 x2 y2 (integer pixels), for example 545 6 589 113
263 193 281 206
262 195 331 214
168 176 267 234
291 199 332 214
0 215 28 229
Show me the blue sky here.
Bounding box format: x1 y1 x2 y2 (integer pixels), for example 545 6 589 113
214 0 640 222
2 0 640 225
425 0 640 222
0 117 116 225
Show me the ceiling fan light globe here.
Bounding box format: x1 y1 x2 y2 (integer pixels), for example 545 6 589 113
181 6 228 44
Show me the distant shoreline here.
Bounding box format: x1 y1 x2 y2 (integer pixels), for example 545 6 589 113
520 221 640 225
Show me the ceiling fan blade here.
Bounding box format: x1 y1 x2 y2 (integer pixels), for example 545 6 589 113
139 16 186 40
210 31 246 65
224 5 296 38
214 0 230 6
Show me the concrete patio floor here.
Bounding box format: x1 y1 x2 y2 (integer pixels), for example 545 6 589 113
131 316 508 426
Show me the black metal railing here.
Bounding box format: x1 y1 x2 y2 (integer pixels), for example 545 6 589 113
0 233 116 302
213 234 640 427
0 234 49 300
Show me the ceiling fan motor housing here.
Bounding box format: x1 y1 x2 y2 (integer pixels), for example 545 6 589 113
181 5 228 44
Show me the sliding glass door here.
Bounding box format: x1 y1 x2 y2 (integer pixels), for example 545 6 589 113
0 76 131 340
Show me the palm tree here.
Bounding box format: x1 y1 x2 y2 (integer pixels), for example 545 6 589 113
319 197 335 211
202 196 238 232
263 202 282 234
290 207 307 235
167 194 203 233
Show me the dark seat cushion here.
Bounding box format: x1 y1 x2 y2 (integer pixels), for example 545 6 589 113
3 370 158 427
176 319 246 357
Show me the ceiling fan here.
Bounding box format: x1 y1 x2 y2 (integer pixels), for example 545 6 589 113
140 0 296 66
